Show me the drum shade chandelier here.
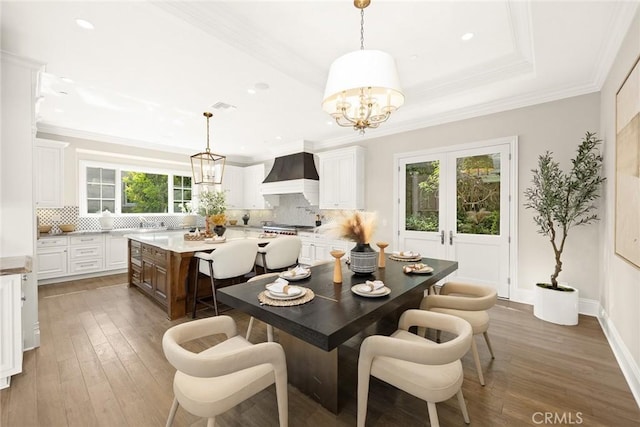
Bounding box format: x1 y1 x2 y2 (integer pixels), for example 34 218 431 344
322 0 404 134
191 112 226 185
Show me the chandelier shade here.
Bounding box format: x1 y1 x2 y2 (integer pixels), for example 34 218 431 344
191 112 226 186
322 0 404 133
322 49 404 131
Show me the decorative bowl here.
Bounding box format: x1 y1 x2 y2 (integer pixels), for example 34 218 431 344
229 219 238 226
59 224 76 232
38 225 52 233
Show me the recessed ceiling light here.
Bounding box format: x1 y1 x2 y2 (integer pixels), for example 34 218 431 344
275 136 282 140
326 121 333 126
247 88 257 95
76 19 94 30
60 77 73 83
53 108 64 113
461 32 474 41
409 54 419 60
254 82 270 91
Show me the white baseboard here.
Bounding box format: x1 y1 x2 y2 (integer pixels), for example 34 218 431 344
598 306 640 408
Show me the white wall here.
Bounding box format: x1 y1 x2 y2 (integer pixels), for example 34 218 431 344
599 7 640 401
360 93 601 301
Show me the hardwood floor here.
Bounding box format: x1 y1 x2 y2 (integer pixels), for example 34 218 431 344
1 274 638 426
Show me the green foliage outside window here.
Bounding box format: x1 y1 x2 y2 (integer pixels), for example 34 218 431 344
121 171 168 213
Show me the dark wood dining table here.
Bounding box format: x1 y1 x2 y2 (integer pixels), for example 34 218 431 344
217 255 458 414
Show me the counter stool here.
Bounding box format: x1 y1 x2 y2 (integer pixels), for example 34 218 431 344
255 235 302 273
192 240 258 318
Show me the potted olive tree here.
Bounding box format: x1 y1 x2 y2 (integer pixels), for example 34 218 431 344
523 132 605 325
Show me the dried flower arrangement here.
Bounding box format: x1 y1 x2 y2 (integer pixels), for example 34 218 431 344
326 211 377 244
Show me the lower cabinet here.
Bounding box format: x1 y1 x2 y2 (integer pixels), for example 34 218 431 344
0 274 22 389
134 241 169 306
298 233 350 265
36 236 68 279
105 234 128 270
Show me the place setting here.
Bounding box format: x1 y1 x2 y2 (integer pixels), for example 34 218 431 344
258 277 315 306
402 262 434 274
279 265 311 281
389 250 422 262
351 279 391 298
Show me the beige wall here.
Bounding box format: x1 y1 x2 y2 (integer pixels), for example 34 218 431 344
599 8 640 380
360 92 602 300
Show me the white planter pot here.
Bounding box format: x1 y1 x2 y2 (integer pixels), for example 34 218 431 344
182 215 197 227
533 284 579 325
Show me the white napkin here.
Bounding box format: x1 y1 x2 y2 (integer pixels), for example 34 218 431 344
284 265 309 277
363 280 385 292
393 250 419 258
266 278 298 295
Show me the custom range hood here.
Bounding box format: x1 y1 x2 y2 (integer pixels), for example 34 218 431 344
261 152 319 206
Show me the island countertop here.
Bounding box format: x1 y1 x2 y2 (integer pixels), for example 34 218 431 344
124 229 277 253
0 256 32 276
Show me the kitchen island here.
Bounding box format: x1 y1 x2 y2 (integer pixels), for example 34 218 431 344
126 228 273 320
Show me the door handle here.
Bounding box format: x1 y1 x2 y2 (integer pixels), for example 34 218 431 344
449 230 454 245
440 230 445 245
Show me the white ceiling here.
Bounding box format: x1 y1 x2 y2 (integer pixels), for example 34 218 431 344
1 0 637 162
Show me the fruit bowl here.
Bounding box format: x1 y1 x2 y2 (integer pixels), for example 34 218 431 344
38 225 52 233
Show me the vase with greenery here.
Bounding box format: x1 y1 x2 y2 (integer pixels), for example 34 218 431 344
523 131 605 291
197 190 227 235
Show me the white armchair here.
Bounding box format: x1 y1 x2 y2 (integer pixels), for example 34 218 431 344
421 281 497 385
358 309 473 427
162 316 288 427
255 236 302 273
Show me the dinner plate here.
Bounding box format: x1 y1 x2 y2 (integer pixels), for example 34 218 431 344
265 286 307 300
404 264 434 274
279 269 311 281
259 233 278 238
351 284 391 298
204 237 226 244
393 253 421 260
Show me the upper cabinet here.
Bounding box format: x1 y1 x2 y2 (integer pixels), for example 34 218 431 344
243 164 270 209
318 146 365 210
221 165 244 209
34 139 68 207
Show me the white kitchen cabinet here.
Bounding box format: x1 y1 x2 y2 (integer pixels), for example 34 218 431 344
34 139 68 207
36 236 68 280
0 274 23 389
221 165 244 209
298 232 349 265
69 235 104 274
318 146 365 210
243 164 270 209
105 234 128 270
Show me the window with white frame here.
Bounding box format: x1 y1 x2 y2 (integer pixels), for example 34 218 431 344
80 161 193 215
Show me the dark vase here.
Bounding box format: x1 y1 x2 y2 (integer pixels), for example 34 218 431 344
213 225 226 237
349 242 378 275
242 213 250 225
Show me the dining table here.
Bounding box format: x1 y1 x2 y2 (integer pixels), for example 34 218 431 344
217 255 458 414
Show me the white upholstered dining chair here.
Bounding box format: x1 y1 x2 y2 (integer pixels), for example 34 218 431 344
255 236 302 273
192 240 258 318
357 309 473 427
162 315 288 427
420 281 498 386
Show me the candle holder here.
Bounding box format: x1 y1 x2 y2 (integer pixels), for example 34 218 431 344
330 250 345 284
376 242 389 268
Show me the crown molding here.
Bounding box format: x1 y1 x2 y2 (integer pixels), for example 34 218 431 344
0 50 45 70
591 1 640 89
312 80 600 151
152 1 325 91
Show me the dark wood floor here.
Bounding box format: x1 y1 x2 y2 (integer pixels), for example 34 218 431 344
1 273 638 426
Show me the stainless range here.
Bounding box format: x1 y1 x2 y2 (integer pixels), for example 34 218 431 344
262 223 315 235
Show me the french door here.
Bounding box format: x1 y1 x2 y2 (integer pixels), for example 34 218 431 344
395 138 514 298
